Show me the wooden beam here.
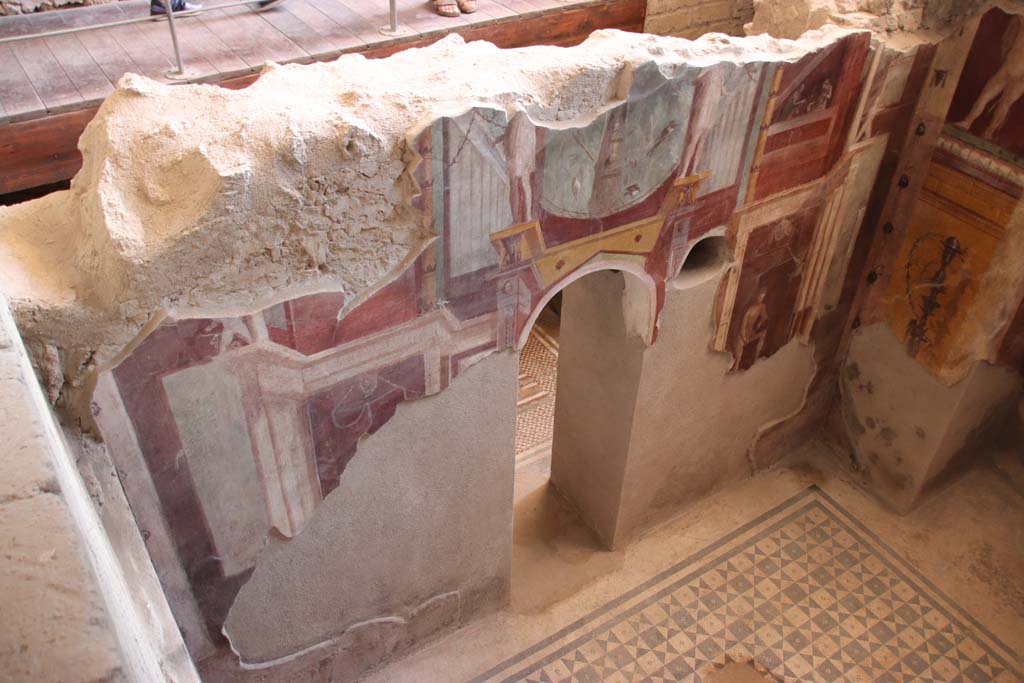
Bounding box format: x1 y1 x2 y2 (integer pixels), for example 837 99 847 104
0 107 96 195
0 0 644 196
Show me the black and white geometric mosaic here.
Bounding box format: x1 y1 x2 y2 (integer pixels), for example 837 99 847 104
516 318 559 473
472 487 1021 683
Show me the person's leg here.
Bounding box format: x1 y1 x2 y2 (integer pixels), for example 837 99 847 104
150 0 202 16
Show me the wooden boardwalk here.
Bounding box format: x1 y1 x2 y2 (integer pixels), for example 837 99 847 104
0 0 644 194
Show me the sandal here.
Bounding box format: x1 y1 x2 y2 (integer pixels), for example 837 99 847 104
456 0 476 12
433 0 459 16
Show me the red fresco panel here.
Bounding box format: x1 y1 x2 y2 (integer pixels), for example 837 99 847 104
263 257 426 354
755 33 870 202
112 318 253 637
726 202 823 370
265 292 346 355
764 117 832 154
306 355 426 494
334 264 423 346
690 186 739 240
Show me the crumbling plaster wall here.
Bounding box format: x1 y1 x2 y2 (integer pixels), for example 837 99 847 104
0 28 878 679
3 15 1022 682
0 26 884 680
0 30 776 433
744 0 1024 39
222 351 516 669
839 325 1022 512
744 0 1024 511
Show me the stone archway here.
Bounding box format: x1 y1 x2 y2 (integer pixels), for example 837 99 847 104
516 257 659 352
515 266 656 549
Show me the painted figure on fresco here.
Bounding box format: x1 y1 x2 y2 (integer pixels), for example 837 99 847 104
903 234 967 357
780 82 806 120
815 79 834 112
954 15 1024 139
733 289 769 370
217 318 252 354
779 76 836 121
720 203 823 371
946 9 1024 158
503 113 537 224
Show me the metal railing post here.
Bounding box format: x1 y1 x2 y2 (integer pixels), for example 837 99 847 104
0 0 409 55
163 0 187 79
379 0 406 35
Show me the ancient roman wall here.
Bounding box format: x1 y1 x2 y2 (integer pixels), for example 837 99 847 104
643 0 754 39
735 0 1024 513
0 298 127 683
827 5 1024 511
0 11 1022 680
0 296 201 683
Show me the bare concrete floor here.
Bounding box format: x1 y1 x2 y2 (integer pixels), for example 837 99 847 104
363 443 1024 682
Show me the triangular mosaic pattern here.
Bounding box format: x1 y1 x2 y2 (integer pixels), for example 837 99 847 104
516 315 559 471
471 487 1022 683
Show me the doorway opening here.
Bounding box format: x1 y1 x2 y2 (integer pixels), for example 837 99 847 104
514 292 561 483
512 289 614 613
510 268 654 612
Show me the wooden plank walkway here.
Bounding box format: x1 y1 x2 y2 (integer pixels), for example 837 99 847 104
0 0 643 122
0 0 644 195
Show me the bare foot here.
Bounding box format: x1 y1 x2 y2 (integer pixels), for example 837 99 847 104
434 0 459 15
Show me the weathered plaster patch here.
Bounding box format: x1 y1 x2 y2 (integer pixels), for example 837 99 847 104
221 351 516 664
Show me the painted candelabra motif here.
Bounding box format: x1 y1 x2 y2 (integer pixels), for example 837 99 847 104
91 33 871 653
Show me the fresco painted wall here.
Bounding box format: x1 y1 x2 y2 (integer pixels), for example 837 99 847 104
847 7 1024 381
876 7 1024 379
838 6 1024 511
89 30 890 677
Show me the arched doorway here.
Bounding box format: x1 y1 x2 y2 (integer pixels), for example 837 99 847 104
511 266 655 611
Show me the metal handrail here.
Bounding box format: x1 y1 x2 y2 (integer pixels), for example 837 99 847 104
0 0 401 77
0 11 188 41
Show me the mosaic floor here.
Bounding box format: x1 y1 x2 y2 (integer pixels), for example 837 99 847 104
516 309 559 473
471 487 1022 683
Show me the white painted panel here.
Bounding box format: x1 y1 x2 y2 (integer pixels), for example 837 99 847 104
164 362 269 575
697 64 762 193
447 112 513 277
